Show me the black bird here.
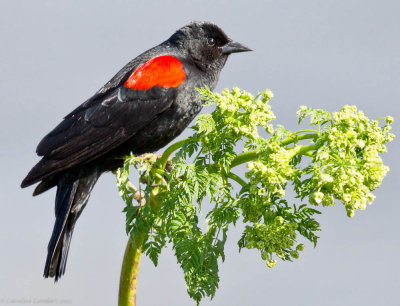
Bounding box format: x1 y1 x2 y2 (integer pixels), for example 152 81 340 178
21 21 251 280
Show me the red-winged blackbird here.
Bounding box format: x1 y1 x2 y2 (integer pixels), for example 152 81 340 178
21 21 251 280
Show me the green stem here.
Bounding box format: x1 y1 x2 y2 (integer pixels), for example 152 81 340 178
230 133 317 168
230 151 259 168
298 144 319 156
293 129 319 134
281 133 318 146
302 151 314 158
119 238 143 306
159 138 190 169
287 144 319 159
228 172 247 187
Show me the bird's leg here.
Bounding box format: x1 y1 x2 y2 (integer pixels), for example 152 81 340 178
136 153 173 185
139 153 173 171
126 181 146 207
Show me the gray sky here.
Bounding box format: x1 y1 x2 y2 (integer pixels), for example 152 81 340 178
1 0 399 305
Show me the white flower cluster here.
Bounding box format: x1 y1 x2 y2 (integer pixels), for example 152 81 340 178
307 105 394 217
195 87 276 153
246 142 299 199
242 216 303 268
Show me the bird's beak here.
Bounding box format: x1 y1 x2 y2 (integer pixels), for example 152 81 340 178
221 40 252 54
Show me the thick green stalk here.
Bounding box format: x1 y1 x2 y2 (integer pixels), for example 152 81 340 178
119 177 163 306
119 238 143 306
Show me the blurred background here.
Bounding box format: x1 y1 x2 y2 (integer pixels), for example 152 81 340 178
1 0 399 305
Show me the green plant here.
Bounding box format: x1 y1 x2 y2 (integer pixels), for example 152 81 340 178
116 87 394 305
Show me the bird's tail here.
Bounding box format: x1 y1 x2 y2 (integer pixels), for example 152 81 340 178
44 165 100 281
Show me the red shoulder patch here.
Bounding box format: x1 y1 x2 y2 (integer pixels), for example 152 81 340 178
124 55 186 90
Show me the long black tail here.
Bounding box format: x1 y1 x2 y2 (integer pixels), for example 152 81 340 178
44 165 101 281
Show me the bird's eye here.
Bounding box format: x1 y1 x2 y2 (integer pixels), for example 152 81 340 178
207 38 215 46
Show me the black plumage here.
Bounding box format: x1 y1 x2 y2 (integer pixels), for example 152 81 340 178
21 21 251 280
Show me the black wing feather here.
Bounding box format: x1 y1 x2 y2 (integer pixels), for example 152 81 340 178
22 86 177 187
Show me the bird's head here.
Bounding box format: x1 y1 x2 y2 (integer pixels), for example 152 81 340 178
169 21 251 72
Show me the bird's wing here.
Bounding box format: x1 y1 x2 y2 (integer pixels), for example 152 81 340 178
22 55 186 187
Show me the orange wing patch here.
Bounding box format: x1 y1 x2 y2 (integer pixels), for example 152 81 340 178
124 55 186 90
